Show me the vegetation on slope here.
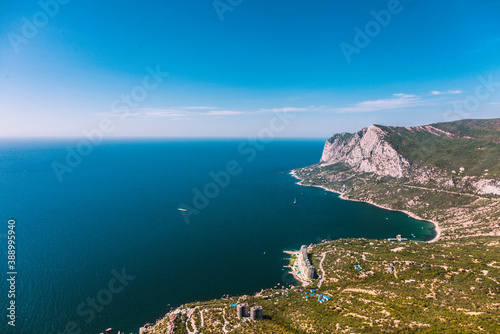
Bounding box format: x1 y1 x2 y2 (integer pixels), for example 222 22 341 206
384 128 500 177
431 118 500 143
144 237 500 333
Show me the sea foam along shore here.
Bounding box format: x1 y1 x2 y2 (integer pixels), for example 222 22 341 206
289 170 441 243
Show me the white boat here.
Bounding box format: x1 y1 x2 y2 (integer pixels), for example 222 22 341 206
177 208 188 212
293 198 297 204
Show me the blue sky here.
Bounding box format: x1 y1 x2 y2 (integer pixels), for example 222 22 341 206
1 0 499 138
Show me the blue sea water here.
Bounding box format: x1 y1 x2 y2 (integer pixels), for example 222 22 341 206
0 139 435 333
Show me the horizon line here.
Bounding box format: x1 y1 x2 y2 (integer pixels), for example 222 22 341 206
0 136 329 140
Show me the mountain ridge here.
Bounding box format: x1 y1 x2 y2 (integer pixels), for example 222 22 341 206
317 119 500 196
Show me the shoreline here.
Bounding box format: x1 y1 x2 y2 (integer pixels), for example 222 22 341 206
289 170 442 243
282 250 312 287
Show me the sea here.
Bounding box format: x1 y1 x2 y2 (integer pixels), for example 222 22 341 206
0 139 436 333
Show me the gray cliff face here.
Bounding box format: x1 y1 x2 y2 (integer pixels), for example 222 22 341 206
320 125 411 178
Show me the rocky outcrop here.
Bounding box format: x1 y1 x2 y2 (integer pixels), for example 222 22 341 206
320 125 411 178
474 179 500 196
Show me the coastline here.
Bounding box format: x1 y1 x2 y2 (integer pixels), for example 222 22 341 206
283 250 312 287
289 170 442 243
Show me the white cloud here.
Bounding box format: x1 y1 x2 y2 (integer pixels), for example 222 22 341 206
259 106 318 113
430 90 463 95
143 108 245 118
181 106 218 110
98 107 246 119
144 110 189 118
205 110 245 116
393 93 416 98
335 93 425 113
97 103 321 121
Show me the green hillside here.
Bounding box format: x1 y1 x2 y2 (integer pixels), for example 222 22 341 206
144 237 500 334
378 119 500 177
432 118 500 143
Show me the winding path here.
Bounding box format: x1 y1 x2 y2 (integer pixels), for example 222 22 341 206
222 308 229 333
185 307 198 334
318 251 334 288
403 184 498 200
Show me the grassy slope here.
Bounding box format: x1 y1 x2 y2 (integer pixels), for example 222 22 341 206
377 119 500 177
145 238 500 334
431 118 500 143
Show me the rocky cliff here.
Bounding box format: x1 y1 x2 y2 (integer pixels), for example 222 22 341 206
320 125 411 178
316 119 500 196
